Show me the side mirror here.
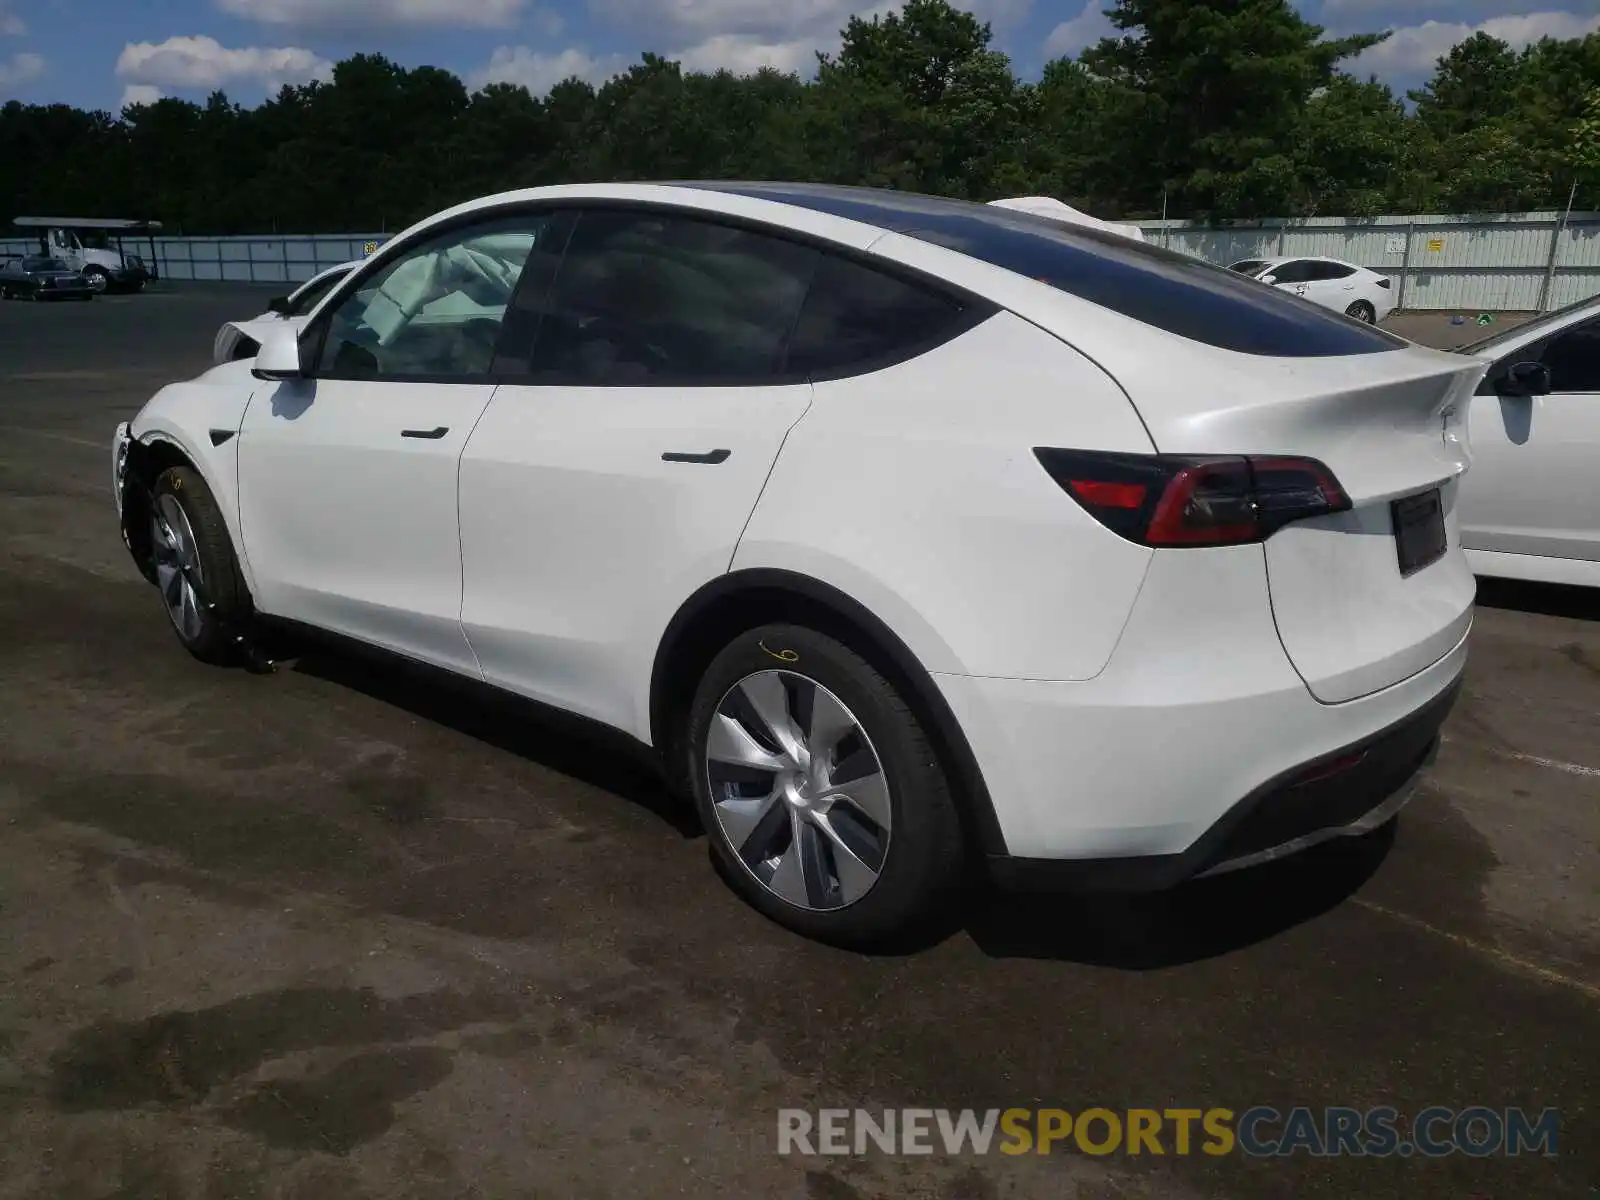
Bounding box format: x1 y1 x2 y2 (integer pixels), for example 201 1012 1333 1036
1258 274 1278 285
266 295 291 315
252 323 306 381
1496 360 1550 398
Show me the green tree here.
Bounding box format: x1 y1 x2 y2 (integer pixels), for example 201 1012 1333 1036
1410 32 1520 138
1079 0 1387 216
811 0 1028 197
1292 76 1408 216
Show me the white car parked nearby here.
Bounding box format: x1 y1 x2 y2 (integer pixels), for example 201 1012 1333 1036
1229 256 1397 324
113 182 1483 946
1455 293 1600 588
212 260 363 364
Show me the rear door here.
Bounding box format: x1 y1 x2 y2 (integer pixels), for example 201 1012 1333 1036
1263 259 1315 301
458 206 818 736
1461 312 1600 563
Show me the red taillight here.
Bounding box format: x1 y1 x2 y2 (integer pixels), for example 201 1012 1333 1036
1034 448 1352 547
1066 479 1147 509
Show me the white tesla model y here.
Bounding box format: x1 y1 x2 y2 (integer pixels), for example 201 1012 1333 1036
112 182 1486 946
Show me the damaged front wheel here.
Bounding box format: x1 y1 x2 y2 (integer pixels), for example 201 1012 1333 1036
147 466 250 665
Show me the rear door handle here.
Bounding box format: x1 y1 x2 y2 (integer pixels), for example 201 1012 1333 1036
662 449 731 464
402 426 449 440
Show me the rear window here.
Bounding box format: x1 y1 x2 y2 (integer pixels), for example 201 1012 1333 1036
908 222 1405 356
696 184 1406 358
786 253 973 379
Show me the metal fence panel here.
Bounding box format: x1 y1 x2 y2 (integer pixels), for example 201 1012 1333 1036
1142 211 1600 312
8 215 1600 310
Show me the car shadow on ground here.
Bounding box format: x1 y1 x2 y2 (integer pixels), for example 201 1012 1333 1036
276 632 703 839
1474 577 1600 622
962 822 1393 968
264 626 1394 968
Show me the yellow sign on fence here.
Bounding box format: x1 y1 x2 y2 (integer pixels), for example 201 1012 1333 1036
363 241 379 256
1426 238 1445 252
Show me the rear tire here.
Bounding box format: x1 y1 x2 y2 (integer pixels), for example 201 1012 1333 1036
685 623 965 948
147 466 250 665
1346 300 1376 324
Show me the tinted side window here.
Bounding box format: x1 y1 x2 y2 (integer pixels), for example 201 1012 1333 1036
315 214 547 380
1269 261 1313 284
288 270 348 316
1316 262 1357 280
700 182 1406 357
528 210 817 384
1539 315 1600 393
787 254 971 379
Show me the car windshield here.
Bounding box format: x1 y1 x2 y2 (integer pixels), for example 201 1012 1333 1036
1456 295 1600 355
1229 260 1270 276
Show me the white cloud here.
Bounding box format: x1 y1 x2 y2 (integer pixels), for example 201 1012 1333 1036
120 83 164 108
1044 0 1115 57
0 10 24 37
216 0 526 29
1321 0 1500 15
589 0 852 37
1352 10 1600 76
117 35 333 94
471 45 630 93
0 49 42 87
586 0 930 79
672 33 820 75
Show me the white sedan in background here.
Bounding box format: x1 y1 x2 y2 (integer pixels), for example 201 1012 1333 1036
1455 293 1600 587
1229 256 1397 325
211 259 362 364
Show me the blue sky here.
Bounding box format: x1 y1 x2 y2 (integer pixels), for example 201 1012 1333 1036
1 0 1597 112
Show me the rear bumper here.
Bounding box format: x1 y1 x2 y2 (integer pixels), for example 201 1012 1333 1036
988 676 1457 892
933 541 1469 883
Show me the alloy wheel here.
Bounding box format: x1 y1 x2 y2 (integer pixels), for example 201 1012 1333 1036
705 670 892 911
150 493 207 642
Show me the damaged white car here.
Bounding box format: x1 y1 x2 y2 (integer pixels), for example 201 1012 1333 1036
211 259 362 365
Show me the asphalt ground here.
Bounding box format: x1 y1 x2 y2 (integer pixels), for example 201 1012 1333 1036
0 285 1595 1200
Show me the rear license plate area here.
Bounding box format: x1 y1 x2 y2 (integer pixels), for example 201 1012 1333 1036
1392 487 1446 577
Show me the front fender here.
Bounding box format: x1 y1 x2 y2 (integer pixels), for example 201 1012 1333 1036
124 369 261 597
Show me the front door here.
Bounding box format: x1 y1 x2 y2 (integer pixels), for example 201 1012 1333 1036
1302 261 1358 311
459 206 820 736
1462 312 1600 563
51 229 84 272
236 210 554 675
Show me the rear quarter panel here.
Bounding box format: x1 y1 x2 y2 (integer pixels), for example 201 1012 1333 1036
734 311 1157 681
